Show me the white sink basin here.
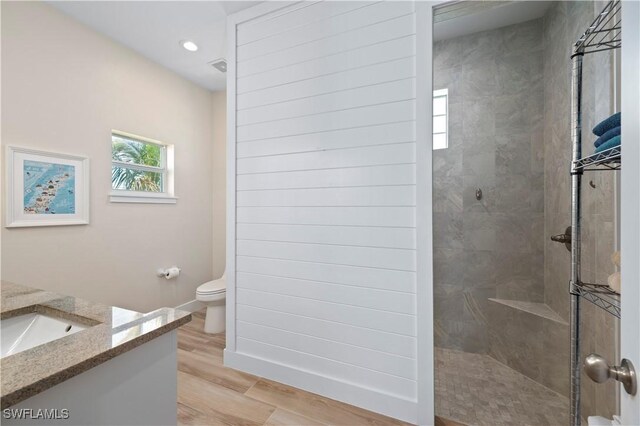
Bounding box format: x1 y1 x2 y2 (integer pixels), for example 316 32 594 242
1 313 88 358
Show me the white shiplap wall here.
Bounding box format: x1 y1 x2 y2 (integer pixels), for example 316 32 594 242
225 2 420 422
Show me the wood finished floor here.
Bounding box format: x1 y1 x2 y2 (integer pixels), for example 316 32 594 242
177 310 463 426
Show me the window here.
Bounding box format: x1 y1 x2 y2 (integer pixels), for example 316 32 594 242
433 88 448 150
110 131 176 203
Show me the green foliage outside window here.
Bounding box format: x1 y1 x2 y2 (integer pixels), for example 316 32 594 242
111 135 165 192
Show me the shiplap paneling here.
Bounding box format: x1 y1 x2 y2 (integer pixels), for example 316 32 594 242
236 338 416 399
236 240 416 270
236 272 416 314
237 142 415 174
236 2 365 46
237 56 415 110
237 289 416 335
237 164 416 190
237 36 415 93
228 1 418 422
236 185 415 207
237 13 415 80
237 2 411 61
237 101 415 142
237 121 415 158
236 206 415 227
237 78 415 126
236 256 416 293
236 223 416 249
236 304 416 358
236 321 416 379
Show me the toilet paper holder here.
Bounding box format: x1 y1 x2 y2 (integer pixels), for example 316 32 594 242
157 266 181 280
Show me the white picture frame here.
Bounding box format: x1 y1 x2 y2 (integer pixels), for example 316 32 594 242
5 146 90 227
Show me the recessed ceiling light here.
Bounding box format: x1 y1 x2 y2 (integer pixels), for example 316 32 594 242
180 40 198 52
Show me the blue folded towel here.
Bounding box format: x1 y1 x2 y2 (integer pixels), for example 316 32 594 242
593 112 621 136
594 126 621 147
595 135 621 153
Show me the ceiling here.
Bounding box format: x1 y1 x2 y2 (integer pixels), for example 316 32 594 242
434 1 552 41
48 1 261 92
49 1 551 91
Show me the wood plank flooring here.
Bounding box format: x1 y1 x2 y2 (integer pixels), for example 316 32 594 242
177 310 462 426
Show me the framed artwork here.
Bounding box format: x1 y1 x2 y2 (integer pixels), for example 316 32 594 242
5 146 90 227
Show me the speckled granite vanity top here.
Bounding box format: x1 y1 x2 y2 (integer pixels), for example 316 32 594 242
0 281 191 409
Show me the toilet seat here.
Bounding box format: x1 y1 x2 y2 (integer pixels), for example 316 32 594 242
196 291 225 303
196 278 226 303
197 278 225 295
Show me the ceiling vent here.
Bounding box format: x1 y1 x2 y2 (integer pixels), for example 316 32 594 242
209 59 227 73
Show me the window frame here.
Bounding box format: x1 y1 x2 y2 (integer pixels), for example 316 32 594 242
109 130 177 204
432 88 448 150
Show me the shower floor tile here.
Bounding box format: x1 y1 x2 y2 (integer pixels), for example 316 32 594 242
436 348 569 426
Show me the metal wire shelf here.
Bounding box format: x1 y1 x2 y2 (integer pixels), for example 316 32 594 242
573 282 620 319
574 0 621 55
569 1 623 424
572 145 621 172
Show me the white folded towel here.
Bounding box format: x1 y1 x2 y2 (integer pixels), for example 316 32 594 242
587 415 621 426
608 271 621 293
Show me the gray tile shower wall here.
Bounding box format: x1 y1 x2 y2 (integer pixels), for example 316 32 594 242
433 19 545 355
542 1 618 418
434 1 618 418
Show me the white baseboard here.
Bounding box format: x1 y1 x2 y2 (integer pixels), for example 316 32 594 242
175 299 204 313
223 349 418 425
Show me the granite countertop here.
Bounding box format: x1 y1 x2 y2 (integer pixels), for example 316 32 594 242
0 281 191 409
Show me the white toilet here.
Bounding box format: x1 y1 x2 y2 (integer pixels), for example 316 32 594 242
196 272 226 334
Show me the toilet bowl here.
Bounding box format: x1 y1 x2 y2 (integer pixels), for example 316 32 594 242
196 272 226 334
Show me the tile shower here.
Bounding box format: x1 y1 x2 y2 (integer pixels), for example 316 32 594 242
433 2 618 424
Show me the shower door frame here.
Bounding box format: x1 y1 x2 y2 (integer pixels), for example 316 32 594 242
415 2 436 424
